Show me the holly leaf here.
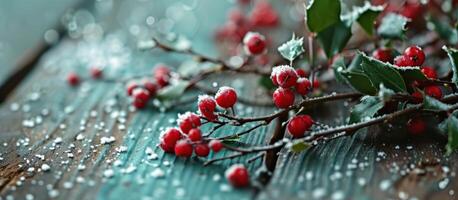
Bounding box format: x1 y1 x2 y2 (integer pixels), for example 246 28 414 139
317 19 352 58
258 76 276 90
377 13 409 39
378 84 395 102
359 52 407 92
332 57 348 83
156 80 190 101
423 95 451 111
289 140 311 153
306 0 341 33
277 35 305 62
443 46 458 86
178 60 221 78
340 71 377 95
349 96 384 123
429 17 458 45
446 116 458 155
342 3 383 36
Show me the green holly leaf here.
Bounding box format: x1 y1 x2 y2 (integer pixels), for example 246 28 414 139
178 60 221 78
443 46 458 86
359 52 407 93
340 70 377 95
349 96 384 124
446 116 458 155
332 57 348 83
429 17 458 45
423 95 451 111
377 13 409 39
156 80 190 101
378 84 395 102
289 140 311 153
306 0 341 33
343 3 383 36
277 35 305 62
258 76 276 90
317 19 352 58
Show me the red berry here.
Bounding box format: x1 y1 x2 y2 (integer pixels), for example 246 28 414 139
161 128 182 147
132 99 147 109
174 140 193 157
215 87 238 108
188 128 202 142
394 55 415 67
142 80 158 96
400 1 423 20
228 9 246 25
195 144 210 157
287 115 314 138
90 67 103 79
425 86 442 99
67 72 80 86
198 95 218 121
243 32 266 55
126 81 138 96
295 68 308 78
295 78 311 96
421 66 437 79
177 112 201 134
159 140 174 153
312 79 320 89
209 140 223 153
411 91 423 103
273 88 295 109
404 46 425 66
250 1 279 27
154 64 171 87
132 88 150 102
271 65 298 88
372 48 393 63
225 164 250 187
407 118 426 135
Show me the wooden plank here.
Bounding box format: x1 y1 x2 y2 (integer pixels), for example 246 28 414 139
0 38 275 199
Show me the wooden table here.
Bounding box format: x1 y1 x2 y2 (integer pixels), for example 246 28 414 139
0 1 456 199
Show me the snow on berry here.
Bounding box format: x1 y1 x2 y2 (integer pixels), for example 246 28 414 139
198 95 218 121
174 139 193 157
273 87 295 109
295 78 311 96
394 55 415 67
126 81 138 96
177 112 202 134
421 66 437 79
271 65 298 88
287 115 314 138
209 140 223 153
243 32 267 55
215 86 238 108
225 164 250 187
132 88 150 102
67 72 80 86
154 64 171 87
142 79 158 96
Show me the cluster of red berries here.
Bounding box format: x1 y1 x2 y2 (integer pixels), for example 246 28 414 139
373 0 423 22
125 64 172 109
198 87 238 121
286 115 314 138
66 66 103 86
270 65 312 109
159 112 224 157
215 0 278 43
372 46 442 101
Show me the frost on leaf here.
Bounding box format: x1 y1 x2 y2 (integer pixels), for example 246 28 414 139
277 35 305 62
377 13 409 39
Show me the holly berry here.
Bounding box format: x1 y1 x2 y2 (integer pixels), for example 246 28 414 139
154 64 171 87
271 65 298 88
372 48 393 63
209 140 223 153
250 1 279 27
142 79 158 96
295 68 308 78
188 128 202 142
159 141 174 153
312 79 320 89
177 112 201 134
411 91 423 104
295 78 311 96
90 67 103 79
160 128 183 153
287 115 314 138
133 99 147 109
198 95 218 121
273 88 295 109
195 144 210 157
132 88 150 102
174 140 193 157
126 81 138 96
243 32 266 55
400 1 423 20
425 86 442 99
421 66 437 79
67 72 80 86
404 46 425 66
215 86 238 108
394 55 415 67
225 164 250 187
407 118 426 135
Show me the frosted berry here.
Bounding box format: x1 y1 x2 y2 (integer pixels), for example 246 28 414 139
195 144 210 157
404 46 425 66
142 80 158 96
174 140 193 157
243 32 266 55
209 140 223 153
161 128 182 147
215 86 238 108
154 64 171 87
372 48 393 63
273 88 295 109
126 81 138 96
225 164 250 187
188 128 202 142
295 78 311 96
271 65 298 88
67 72 80 86
295 68 308 78
177 112 201 134
132 88 150 103
425 86 442 99
421 66 437 79
90 67 103 79
394 55 415 67
407 118 426 135
287 115 314 138
198 95 218 121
